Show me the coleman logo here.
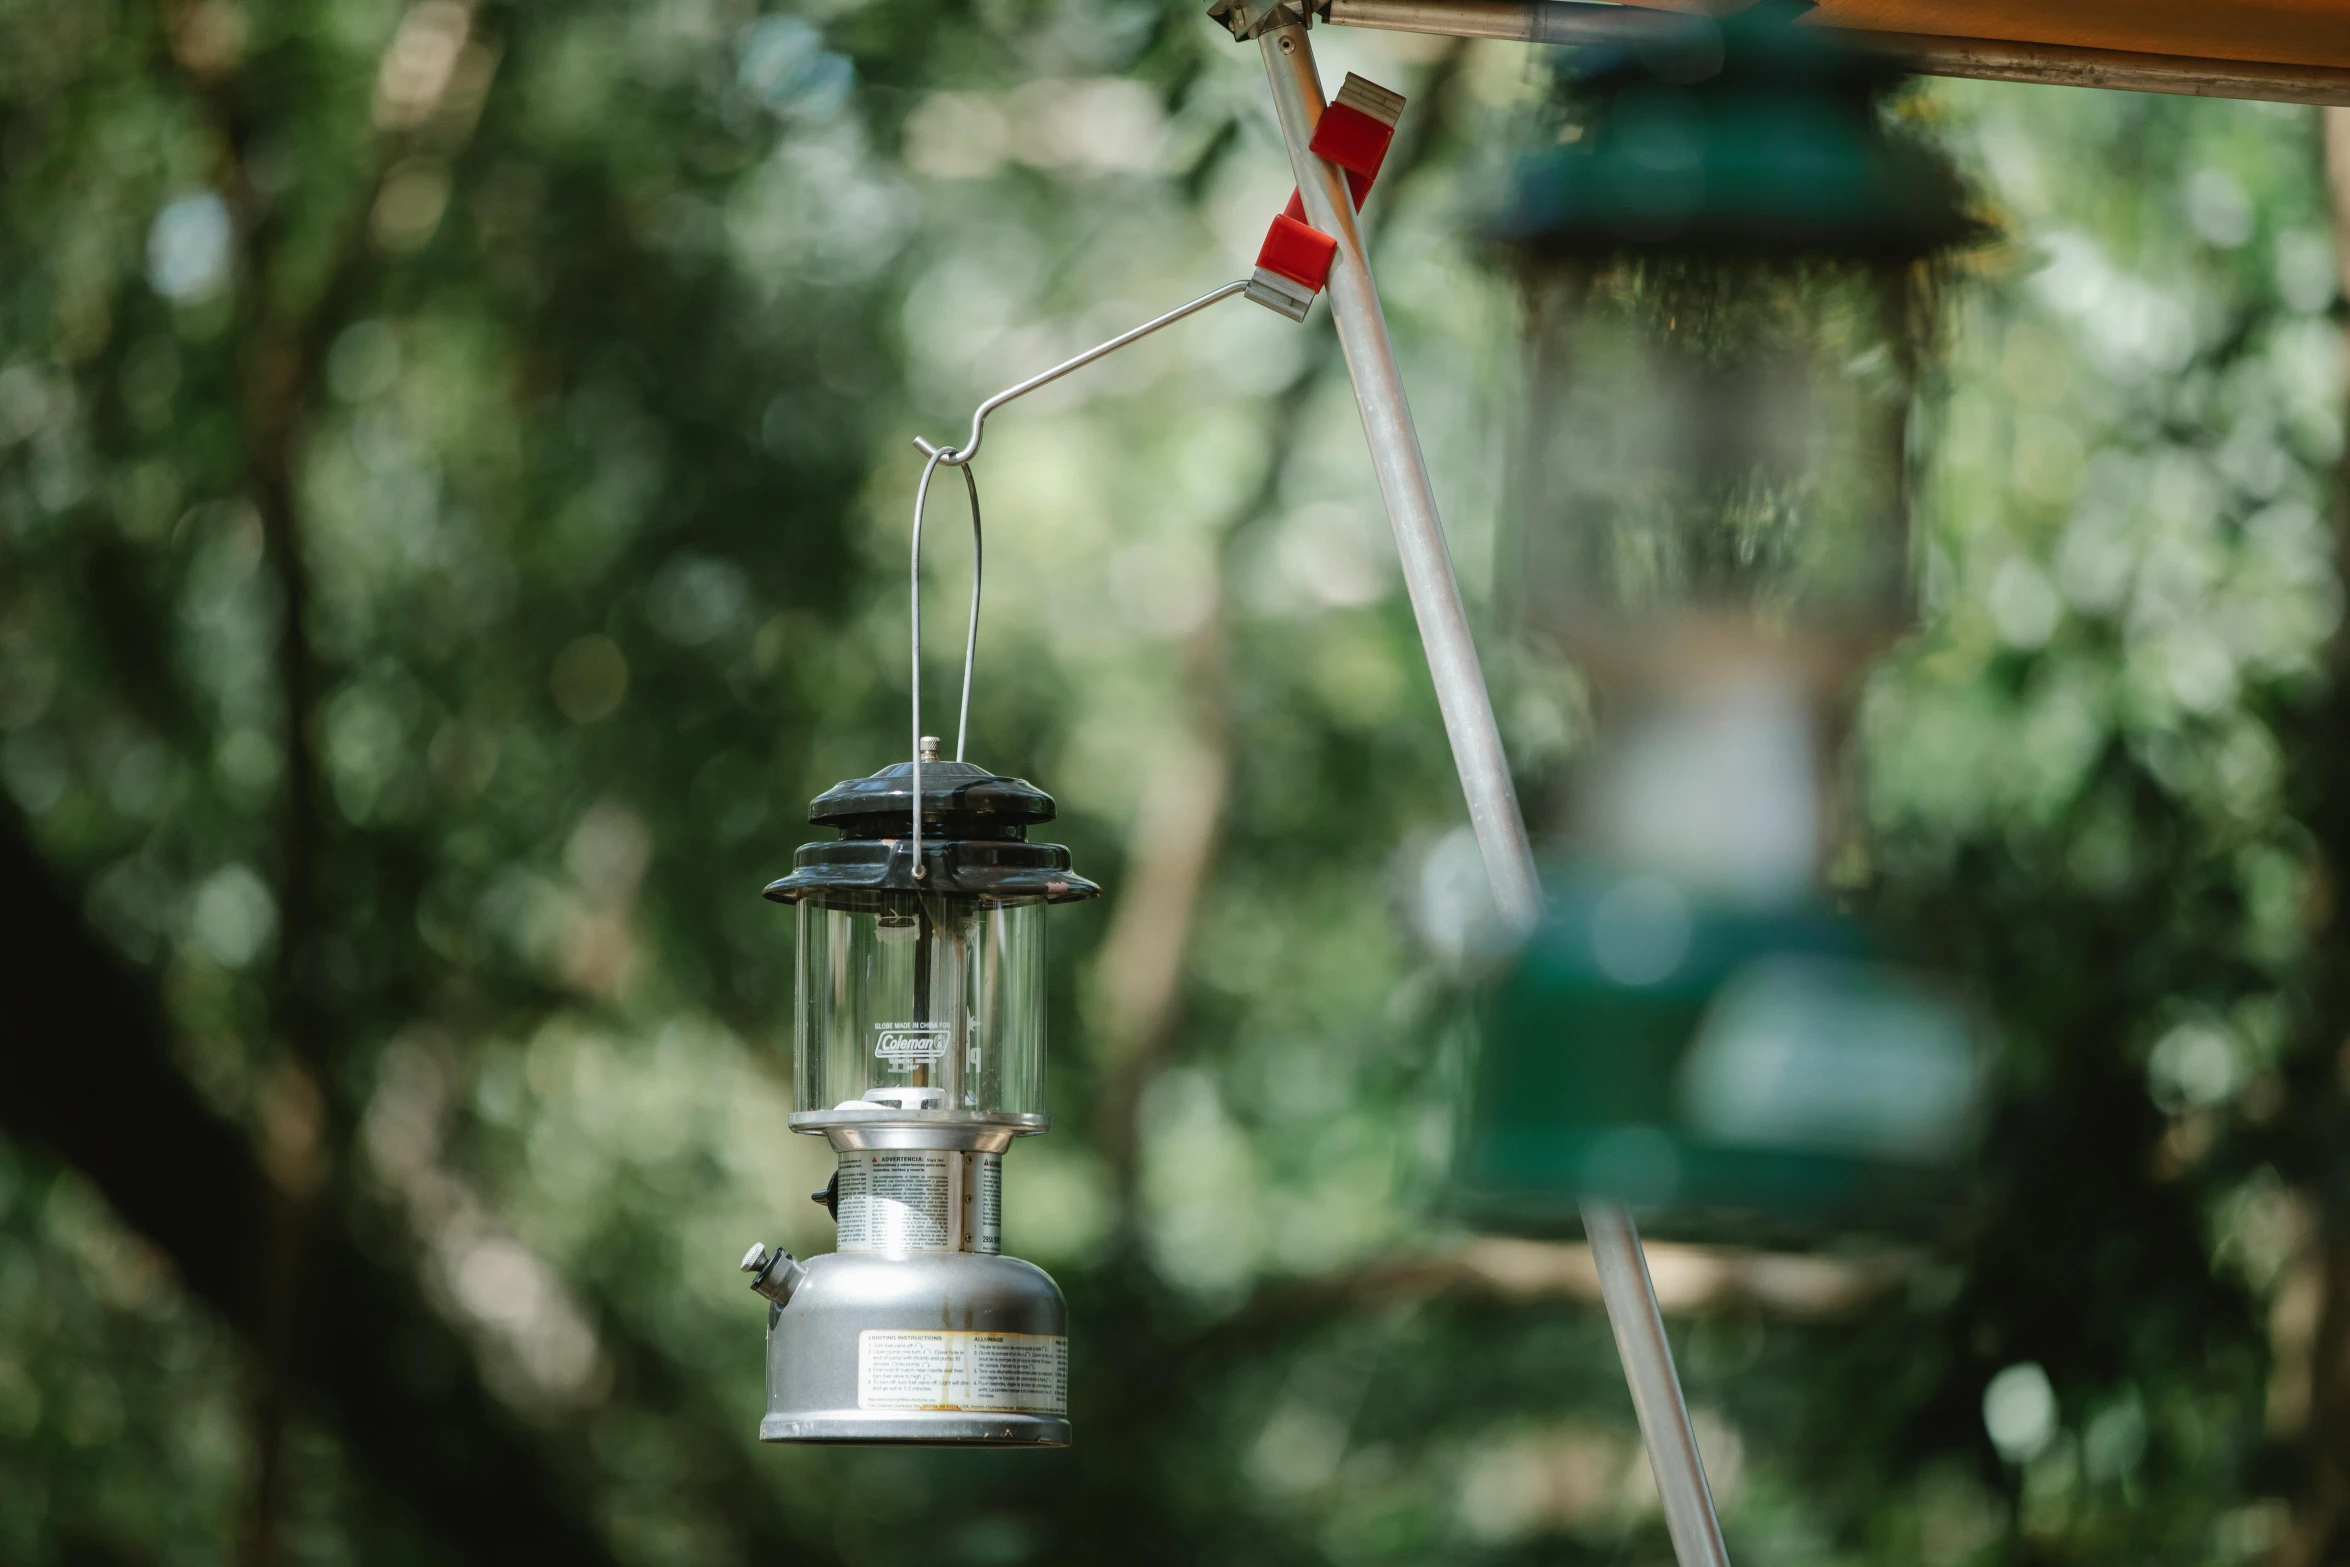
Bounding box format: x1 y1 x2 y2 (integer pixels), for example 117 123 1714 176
873 1023 949 1069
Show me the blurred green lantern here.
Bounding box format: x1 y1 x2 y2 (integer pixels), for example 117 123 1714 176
1458 0 1990 1239
1496 0 1976 703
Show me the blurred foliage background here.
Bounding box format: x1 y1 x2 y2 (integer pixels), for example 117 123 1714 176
2 0 2349 1563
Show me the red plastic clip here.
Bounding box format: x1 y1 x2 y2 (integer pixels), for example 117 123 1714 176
1278 74 1406 219
1255 212 1338 290
1310 74 1405 183
1246 74 1405 321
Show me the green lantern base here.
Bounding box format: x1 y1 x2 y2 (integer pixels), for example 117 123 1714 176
1454 868 1988 1244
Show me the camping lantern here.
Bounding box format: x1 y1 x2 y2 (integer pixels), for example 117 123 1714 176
744 740 1099 1444
1494 0 1976 811
1456 2 1989 1238
741 431 1099 1446
727 220 1324 1445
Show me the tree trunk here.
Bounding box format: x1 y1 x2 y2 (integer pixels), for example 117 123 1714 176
0 803 622 1567
2284 104 2350 1567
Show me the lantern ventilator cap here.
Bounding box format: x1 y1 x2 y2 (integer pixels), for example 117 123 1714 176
1489 0 1981 264
805 750 1057 830
763 746 1101 905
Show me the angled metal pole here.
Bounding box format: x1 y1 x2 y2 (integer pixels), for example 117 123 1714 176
1256 25 1539 929
1255 24 1732 1566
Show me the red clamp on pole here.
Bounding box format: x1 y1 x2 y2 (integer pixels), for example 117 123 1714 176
1245 71 1405 321
1247 214 1337 321
1309 73 1405 203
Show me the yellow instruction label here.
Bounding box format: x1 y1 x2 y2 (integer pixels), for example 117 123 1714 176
856 1330 1067 1415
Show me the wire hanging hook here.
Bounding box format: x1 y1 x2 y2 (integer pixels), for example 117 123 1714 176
908 449 984 882
912 280 1250 467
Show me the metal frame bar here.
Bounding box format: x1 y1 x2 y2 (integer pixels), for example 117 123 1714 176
1323 0 2350 109
1257 26 1541 931
1586 1203 1731 1564
1255 24 1732 1566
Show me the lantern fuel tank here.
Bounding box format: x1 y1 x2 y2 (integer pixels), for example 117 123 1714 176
744 747 1098 1445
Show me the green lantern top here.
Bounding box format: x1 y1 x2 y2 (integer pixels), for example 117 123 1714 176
1493 0 1978 264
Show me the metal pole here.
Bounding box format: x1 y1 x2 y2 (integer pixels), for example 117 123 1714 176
1256 24 1539 931
1585 1204 1732 1567
1324 0 1705 48
1256 26 1732 1566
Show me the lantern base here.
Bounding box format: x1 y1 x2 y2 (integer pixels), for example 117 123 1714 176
759 1250 1070 1448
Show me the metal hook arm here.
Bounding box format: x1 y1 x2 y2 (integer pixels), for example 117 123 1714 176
913 280 1251 466
905 275 1253 876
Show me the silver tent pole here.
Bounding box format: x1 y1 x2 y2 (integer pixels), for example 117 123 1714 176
1254 23 1732 1565
1256 25 1539 928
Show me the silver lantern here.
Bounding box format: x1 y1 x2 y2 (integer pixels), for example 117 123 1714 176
746 738 1099 1445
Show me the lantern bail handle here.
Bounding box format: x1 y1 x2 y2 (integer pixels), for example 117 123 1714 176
908 446 984 880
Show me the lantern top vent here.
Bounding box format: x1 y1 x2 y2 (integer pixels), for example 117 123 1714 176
765 758 1099 907
1493 0 1978 264
806 758 1058 832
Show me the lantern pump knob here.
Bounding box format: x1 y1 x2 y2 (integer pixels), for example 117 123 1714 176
740 1242 807 1306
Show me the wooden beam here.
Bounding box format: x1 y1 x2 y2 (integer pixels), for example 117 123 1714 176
1323 0 2350 107
1803 0 2350 75
1819 26 2350 107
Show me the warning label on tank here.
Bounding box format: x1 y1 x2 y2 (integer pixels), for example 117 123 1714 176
856 1330 1068 1415
834 1150 954 1251
834 1150 1000 1254
969 1157 1000 1254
